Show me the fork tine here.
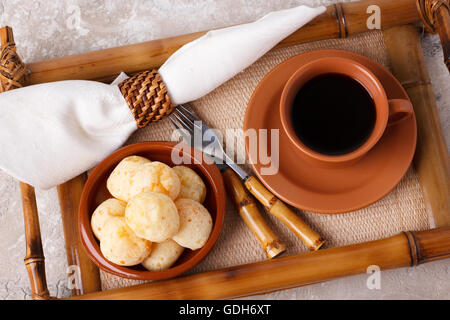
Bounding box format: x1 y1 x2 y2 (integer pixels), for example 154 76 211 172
169 113 194 136
168 116 192 145
177 104 201 122
168 115 180 129
174 108 195 128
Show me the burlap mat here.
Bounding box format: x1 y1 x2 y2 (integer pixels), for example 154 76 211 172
100 30 430 291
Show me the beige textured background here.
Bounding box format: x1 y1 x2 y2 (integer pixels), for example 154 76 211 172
0 0 448 299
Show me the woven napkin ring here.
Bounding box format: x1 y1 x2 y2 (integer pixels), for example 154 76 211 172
118 69 174 128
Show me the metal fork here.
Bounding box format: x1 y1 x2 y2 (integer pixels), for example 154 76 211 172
169 105 325 251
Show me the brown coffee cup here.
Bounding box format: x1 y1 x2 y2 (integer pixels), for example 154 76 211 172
279 57 413 166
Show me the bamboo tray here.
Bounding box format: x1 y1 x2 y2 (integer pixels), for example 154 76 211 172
1 0 449 300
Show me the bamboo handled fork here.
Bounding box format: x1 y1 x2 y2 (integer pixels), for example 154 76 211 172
169 105 325 252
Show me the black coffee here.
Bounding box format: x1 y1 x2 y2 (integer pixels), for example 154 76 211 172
291 73 376 155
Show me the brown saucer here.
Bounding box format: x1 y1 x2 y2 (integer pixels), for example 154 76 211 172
244 50 417 214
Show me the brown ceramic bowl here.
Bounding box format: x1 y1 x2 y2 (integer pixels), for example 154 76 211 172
79 141 226 281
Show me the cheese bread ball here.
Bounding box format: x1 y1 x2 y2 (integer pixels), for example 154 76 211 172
173 166 207 203
100 217 152 266
172 199 213 250
106 156 151 201
91 198 127 240
142 239 184 271
130 161 181 200
125 192 180 242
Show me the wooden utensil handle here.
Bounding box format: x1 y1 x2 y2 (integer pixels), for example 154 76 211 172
244 176 325 251
222 169 286 258
0 26 51 300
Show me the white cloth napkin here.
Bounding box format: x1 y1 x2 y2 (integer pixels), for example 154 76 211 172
159 5 325 104
0 5 325 189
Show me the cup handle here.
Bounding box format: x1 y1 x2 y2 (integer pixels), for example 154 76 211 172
387 99 413 126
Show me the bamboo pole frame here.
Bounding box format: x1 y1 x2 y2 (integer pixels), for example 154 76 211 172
57 175 101 295
77 24 447 299
71 227 450 300
1 0 449 299
383 25 450 227
0 27 51 300
27 0 422 84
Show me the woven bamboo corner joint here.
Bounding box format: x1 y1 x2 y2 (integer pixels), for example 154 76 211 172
417 0 450 69
119 70 174 128
417 0 449 32
0 34 27 91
